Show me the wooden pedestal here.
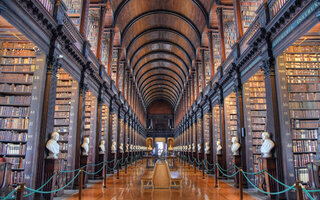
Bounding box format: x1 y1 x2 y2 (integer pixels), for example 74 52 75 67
107 153 115 174
94 154 104 179
43 159 59 200
233 155 241 187
217 154 226 179
206 153 214 174
262 157 277 200
80 155 88 188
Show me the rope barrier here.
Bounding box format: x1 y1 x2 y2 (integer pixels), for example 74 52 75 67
0 186 18 200
302 187 316 200
216 163 236 172
25 170 81 194
83 164 106 175
216 164 239 178
241 172 296 195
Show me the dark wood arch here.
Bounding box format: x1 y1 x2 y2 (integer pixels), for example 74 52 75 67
139 74 183 92
140 76 182 94
145 93 176 107
141 81 180 98
143 87 179 102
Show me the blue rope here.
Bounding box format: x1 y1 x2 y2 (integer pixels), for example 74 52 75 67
83 164 106 175
25 170 81 194
216 163 235 172
303 188 316 200
0 187 17 200
217 164 239 178
264 171 293 188
242 172 296 195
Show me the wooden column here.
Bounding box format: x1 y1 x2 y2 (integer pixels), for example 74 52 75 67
79 0 90 38
74 67 88 188
233 0 243 41
35 53 59 197
201 49 206 88
106 99 114 172
106 29 114 76
200 110 205 161
123 115 127 160
115 48 122 87
262 58 285 197
217 8 226 62
94 90 103 176
116 108 121 161
96 6 106 60
207 30 215 78
196 62 200 98
208 104 214 166
192 71 195 103
218 89 227 170
122 61 126 93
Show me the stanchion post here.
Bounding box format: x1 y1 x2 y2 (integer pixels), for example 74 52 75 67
79 169 83 200
295 181 304 200
215 164 219 188
189 158 191 169
103 164 107 188
202 160 205 179
117 161 120 179
16 183 24 200
239 168 243 200
194 160 196 174
125 159 128 174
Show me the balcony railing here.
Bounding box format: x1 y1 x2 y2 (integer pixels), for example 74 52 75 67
268 0 289 18
37 0 54 14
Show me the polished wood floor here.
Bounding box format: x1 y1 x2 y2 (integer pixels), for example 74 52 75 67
63 160 259 200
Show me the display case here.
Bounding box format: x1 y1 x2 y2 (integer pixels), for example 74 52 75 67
243 71 267 184
224 92 237 169
277 39 320 184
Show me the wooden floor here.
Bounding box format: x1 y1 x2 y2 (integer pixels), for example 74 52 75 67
63 161 259 200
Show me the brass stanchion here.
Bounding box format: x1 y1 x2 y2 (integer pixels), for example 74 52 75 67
16 183 24 200
117 161 120 179
194 161 196 174
79 169 83 200
295 181 304 200
239 168 243 200
103 164 107 188
125 160 128 174
215 164 219 188
202 160 205 179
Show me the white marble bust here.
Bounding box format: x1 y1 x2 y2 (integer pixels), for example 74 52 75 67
168 144 173 151
111 141 117 153
99 140 105 154
119 143 124 153
46 132 60 159
197 143 201 152
231 137 240 156
188 145 191 152
130 144 133 152
216 141 222 155
81 137 90 156
126 144 129 152
261 132 275 158
205 142 210 154
192 143 195 152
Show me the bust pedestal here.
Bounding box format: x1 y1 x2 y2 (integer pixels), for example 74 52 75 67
80 155 88 188
94 154 104 180
233 155 241 187
107 153 115 174
206 153 213 174
262 157 277 200
217 154 226 179
43 158 60 200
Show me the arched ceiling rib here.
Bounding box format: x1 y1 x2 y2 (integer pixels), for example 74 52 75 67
110 0 212 108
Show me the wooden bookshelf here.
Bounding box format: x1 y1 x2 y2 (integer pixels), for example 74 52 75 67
213 104 220 152
86 8 100 55
222 9 236 58
203 113 210 159
204 50 211 84
224 92 237 169
0 41 38 186
212 33 221 74
243 71 267 185
240 0 263 33
63 0 82 30
84 91 97 174
277 40 320 184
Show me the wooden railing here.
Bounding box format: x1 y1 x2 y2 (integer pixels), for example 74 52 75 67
268 0 289 18
37 0 54 14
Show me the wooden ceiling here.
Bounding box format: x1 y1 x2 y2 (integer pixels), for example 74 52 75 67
107 0 217 109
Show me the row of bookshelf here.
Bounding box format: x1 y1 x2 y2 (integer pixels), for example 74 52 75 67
0 118 29 129
0 143 26 155
0 65 35 72
292 129 318 139
0 131 27 142
6 157 25 169
0 84 32 93
0 57 35 65
293 153 315 167
0 96 30 105
0 49 36 57
291 119 319 128
0 106 30 117
292 140 317 152
1 42 34 49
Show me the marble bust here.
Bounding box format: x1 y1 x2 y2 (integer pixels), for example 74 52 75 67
46 132 60 159
231 137 240 156
192 143 195 152
148 144 153 151
119 143 124 153
111 141 117 153
130 144 133 152
81 137 90 156
126 144 129 152
168 144 173 151
205 142 210 154
197 143 201 152
216 141 222 155
99 140 105 154
188 145 191 152
261 132 275 158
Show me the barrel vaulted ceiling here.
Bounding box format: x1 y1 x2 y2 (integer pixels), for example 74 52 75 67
108 0 217 109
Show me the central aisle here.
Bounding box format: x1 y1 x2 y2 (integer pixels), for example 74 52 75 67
63 161 259 200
